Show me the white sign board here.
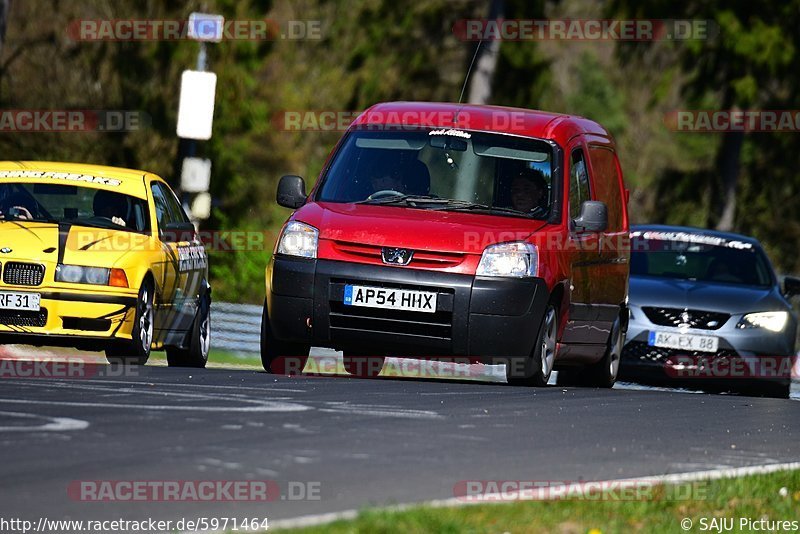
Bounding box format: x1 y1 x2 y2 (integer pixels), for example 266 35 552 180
188 13 225 43
176 70 217 140
181 157 212 193
191 192 212 220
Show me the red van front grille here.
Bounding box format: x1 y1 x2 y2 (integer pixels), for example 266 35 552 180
332 241 466 268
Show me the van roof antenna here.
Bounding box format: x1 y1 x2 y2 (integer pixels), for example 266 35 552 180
455 39 484 124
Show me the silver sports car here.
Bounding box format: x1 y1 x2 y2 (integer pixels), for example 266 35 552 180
620 225 799 398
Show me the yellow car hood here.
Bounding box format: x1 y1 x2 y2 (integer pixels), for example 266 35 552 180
0 221 153 266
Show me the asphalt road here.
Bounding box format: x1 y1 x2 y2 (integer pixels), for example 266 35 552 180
1 357 799 530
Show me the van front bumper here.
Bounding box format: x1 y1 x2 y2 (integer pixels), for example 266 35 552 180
266 256 549 361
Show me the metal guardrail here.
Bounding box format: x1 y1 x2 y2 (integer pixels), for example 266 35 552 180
211 301 262 353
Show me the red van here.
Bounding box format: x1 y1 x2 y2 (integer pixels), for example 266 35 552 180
262 102 630 387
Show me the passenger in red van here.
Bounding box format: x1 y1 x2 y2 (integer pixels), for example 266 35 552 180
263 102 630 387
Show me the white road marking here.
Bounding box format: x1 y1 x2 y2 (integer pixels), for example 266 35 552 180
1 380 447 419
0 410 89 432
266 461 800 531
0 381 311 413
6 377 308 393
319 401 443 420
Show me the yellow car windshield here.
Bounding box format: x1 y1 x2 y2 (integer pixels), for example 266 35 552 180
0 182 150 232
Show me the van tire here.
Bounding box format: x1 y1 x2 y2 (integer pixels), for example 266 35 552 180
581 315 623 388
506 304 557 387
260 299 309 374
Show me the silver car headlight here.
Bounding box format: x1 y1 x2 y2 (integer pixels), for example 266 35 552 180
476 242 538 278
737 311 789 333
277 221 318 258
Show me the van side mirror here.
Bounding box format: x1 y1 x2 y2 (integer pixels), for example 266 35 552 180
783 276 800 298
573 200 608 233
277 175 307 209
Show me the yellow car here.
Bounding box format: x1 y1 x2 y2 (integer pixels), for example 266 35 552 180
0 161 210 367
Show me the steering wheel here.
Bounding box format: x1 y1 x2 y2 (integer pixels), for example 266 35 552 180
366 189 405 201
528 205 546 217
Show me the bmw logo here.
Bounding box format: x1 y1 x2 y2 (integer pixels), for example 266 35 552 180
0 248 11 254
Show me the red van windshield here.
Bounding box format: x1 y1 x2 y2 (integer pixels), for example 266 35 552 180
317 128 555 219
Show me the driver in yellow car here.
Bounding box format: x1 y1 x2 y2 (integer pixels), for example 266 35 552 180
0 192 35 220
93 189 128 227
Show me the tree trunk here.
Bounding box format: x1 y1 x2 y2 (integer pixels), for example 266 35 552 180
466 0 504 105
0 0 8 56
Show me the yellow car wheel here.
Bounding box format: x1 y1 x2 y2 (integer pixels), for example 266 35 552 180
106 278 154 366
166 293 210 368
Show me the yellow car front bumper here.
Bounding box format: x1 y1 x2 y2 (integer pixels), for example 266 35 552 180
0 288 139 349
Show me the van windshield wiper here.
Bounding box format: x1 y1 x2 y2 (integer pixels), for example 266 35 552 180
357 196 545 217
357 194 450 206
428 200 543 217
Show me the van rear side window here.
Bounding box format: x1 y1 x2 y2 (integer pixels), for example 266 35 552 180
588 146 623 231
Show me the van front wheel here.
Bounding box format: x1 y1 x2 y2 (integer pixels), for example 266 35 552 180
260 300 309 374
506 304 557 387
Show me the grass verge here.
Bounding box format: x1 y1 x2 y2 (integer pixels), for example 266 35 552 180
274 469 800 533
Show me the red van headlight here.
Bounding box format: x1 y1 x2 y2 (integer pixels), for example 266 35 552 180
476 242 538 278
277 221 319 258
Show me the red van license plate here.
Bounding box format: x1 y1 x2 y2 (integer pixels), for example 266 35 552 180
343 285 437 313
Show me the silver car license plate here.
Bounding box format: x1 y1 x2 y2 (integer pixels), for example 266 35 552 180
648 330 718 353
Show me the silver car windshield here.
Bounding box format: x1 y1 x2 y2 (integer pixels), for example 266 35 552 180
631 234 772 287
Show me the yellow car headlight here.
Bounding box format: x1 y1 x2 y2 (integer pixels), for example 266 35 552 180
55 264 128 287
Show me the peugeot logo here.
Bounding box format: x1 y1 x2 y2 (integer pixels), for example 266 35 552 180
0 247 11 254
381 247 413 266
